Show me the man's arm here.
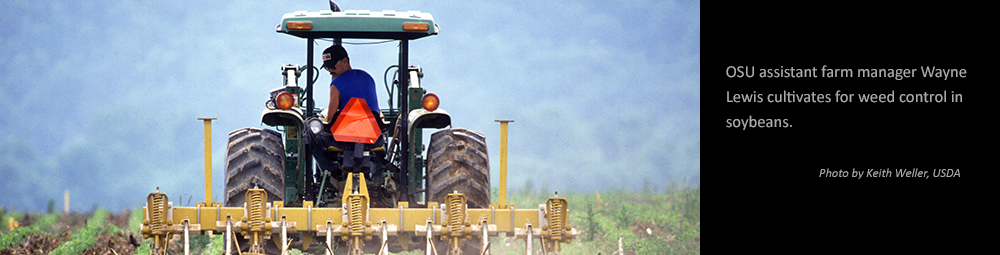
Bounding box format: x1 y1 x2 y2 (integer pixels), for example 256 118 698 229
326 85 340 123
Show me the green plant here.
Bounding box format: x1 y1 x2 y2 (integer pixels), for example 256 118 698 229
32 213 59 231
2 210 25 231
188 235 213 254
681 184 700 222
583 203 602 241
203 235 224 254
490 186 499 205
1 226 34 249
47 199 56 214
135 238 152 254
0 212 59 250
284 248 308 255
522 179 535 197
50 209 109 255
614 204 631 229
129 207 144 234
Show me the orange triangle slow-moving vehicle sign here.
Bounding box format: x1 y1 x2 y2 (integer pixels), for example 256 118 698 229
331 98 381 144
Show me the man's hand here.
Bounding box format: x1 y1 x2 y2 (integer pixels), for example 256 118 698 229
318 109 330 124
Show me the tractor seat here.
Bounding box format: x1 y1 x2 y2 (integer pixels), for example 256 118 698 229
324 137 386 153
327 145 382 152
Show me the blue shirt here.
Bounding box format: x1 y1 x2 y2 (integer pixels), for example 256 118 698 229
331 69 380 112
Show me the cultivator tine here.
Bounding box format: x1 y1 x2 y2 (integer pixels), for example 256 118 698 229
379 220 389 255
525 223 532 255
326 221 333 255
225 216 232 255
232 221 243 255
183 220 190 255
481 219 490 255
479 242 491 255
377 238 389 255
540 237 547 255
322 239 336 255
426 219 438 255
281 217 288 254
280 238 293 255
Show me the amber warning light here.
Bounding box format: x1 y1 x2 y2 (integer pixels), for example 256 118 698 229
421 93 439 111
287 22 313 30
276 92 295 110
402 22 429 31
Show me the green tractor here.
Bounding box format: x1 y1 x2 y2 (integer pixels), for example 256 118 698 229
222 3 489 253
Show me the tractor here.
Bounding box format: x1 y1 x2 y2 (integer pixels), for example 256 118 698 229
139 3 575 255
224 2 487 254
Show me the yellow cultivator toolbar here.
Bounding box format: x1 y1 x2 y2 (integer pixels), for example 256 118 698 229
140 119 575 255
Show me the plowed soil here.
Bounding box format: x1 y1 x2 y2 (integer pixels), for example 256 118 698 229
1 210 137 255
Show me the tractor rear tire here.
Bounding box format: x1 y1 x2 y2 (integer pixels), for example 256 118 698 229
426 128 490 254
223 127 285 254
224 127 286 206
426 128 490 208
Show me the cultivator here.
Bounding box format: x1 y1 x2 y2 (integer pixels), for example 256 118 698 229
140 120 575 255
140 187 574 255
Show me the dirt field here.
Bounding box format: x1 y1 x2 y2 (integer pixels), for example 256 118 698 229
1 210 137 255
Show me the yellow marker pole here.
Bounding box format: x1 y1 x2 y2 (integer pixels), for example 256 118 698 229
494 120 514 208
64 189 69 214
199 118 218 206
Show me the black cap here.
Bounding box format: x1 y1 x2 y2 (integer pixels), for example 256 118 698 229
321 44 348 69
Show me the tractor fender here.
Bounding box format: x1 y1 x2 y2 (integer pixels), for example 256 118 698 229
408 108 450 135
261 107 304 127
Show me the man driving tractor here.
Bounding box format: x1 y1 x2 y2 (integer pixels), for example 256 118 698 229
306 44 384 181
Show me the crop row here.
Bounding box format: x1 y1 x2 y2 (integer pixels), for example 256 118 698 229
1 212 59 250
49 209 113 255
0 209 124 254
